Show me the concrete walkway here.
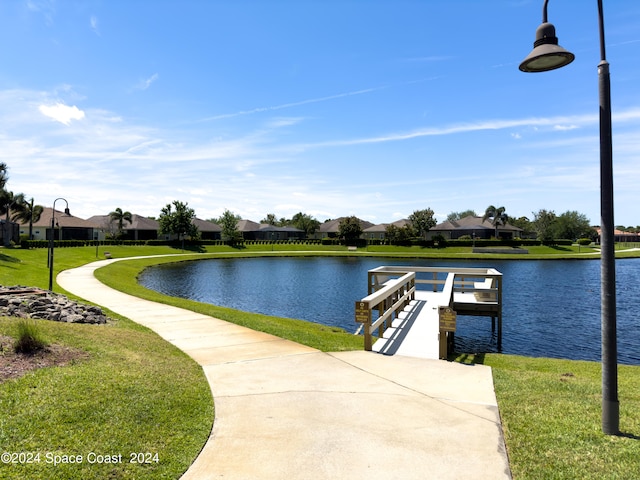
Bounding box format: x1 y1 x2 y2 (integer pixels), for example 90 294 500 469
57 259 511 480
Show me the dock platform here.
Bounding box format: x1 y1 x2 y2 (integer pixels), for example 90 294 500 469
356 266 502 359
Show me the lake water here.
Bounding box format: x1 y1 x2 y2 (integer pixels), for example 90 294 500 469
138 256 640 365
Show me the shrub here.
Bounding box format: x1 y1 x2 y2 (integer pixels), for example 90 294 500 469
431 234 447 248
14 319 48 354
578 238 593 246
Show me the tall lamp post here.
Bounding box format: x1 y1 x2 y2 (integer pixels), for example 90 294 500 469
48 198 70 292
520 0 618 435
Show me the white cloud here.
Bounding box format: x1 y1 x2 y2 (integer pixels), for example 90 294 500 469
27 0 55 24
294 109 640 150
38 103 85 125
266 117 304 128
136 73 159 91
202 87 385 121
90 15 100 35
309 114 600 147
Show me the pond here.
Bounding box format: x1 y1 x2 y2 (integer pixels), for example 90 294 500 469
138 256 640 365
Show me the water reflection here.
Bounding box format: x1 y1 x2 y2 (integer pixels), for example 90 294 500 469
139 257 640 365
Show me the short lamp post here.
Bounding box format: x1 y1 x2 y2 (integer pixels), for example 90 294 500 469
520 0 618 435
48 198 71 292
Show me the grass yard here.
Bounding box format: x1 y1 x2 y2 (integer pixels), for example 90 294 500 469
457 353 640 480
0 315 213 480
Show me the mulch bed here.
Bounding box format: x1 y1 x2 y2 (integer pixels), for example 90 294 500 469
0 335 90 383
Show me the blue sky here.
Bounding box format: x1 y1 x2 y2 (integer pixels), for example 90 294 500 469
1 1 640 226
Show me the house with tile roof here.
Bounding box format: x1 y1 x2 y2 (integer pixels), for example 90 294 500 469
594 227 640 243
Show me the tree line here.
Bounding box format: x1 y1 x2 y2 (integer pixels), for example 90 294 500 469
1 159 608 245
136 203 440 244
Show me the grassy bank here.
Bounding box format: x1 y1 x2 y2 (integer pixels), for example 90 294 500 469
457 353 640 480
93 254 363 352
3 241 640 292
2 244 640 479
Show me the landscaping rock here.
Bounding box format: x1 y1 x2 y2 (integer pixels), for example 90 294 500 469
0 285 109 324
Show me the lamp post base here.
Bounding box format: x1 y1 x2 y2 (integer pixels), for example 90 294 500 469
602 399 620 435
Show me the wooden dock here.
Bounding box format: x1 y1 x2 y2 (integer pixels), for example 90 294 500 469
372 292 442 359
355 266 502 359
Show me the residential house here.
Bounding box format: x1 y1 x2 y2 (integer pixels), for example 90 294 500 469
237 219 304 241
87 214 160 241
362 219 411 241
236 219 261 239
429 215 523 240
256 224 305 241
192 218 222 240
19 207 97 241
314 217 375 239
594 227 640 243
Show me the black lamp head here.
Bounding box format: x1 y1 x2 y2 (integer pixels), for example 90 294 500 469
519 22 575 72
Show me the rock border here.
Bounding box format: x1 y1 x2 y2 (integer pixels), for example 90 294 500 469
0 286 109 324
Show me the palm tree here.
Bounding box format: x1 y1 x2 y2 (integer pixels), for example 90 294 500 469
11 197 44 241
109 208 133 239
291 212 320 237
261 213 278 225
483 205 508 239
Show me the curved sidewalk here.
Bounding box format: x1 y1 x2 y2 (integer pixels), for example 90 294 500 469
58 259 511 480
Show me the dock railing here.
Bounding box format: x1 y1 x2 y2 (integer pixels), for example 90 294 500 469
357 266 503 354
355 271 416 351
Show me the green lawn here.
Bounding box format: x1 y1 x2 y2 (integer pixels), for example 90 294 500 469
458 353 640 480
1 243 640 479
0 315 213 480
1 245 215 479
